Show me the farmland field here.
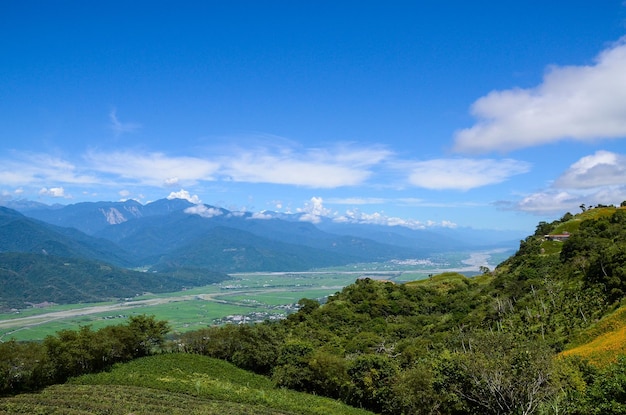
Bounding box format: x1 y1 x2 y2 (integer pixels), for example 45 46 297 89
0 249 512 341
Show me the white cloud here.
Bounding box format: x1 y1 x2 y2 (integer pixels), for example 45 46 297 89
334 208 456 229
184 203 223 218
297 197 333 224
554 150 626 189
454 37 626 153
167 189 202 204
514 188 626 215
1 143 392 200
250 211 274 220
0 153 98 186
296 197 456 229
325 197 387 205
512 151 626 214
39 187 69 198
85 151 219 186
109 109 141 135
221 145 391 188
164 177 180 186
406 158 531 190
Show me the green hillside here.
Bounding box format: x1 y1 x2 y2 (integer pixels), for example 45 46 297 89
0 354 374 415
0 252 228 310
2 205 626 415
561 304 626 366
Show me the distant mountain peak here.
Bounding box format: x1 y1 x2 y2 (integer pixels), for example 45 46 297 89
99 207 130 225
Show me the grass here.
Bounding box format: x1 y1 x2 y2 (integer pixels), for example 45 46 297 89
0 354 375 414
404 272 483 294
0 384 295 415
561 304 626 367
540 240 564 255
216 288 341 306
67 353 371 415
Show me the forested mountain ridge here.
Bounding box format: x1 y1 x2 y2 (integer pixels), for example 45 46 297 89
0 252 227 309
0 207 134 267
0 207 229 309
6 197 524 268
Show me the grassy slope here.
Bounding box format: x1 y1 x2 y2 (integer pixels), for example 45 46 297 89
0 354 374 415
541 207 626 367
561 304 626 367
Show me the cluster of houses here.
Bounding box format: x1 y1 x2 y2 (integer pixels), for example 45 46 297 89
544 232 570 242
212 302 301 325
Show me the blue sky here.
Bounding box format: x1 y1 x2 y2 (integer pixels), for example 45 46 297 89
2 1 626 232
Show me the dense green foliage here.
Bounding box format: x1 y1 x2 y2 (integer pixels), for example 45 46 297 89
0 315 168 395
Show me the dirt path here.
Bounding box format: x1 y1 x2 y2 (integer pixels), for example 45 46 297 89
0 296 192 331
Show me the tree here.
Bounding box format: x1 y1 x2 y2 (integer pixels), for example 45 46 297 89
0 340 46 394
307 350 350 399
126 314 170 357
272 340 315 391
573 356 626 414
437 331 558 415
347 354 399 414
535 221 553 236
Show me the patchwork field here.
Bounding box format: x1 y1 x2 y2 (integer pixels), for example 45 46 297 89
0 249 512 341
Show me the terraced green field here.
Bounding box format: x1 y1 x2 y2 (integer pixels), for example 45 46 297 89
0 354 374 415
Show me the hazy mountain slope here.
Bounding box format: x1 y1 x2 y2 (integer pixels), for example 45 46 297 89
12 198 524 256
20 198 196 234
152 226 361 272
315 220 463 251
212 214 429 259
97 208 425 267
316 220 524 251
0 207 134 267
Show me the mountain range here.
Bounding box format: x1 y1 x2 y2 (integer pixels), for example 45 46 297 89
0 197 524 308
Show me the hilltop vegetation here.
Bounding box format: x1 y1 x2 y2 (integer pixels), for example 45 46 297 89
178 205 626 414
2 205 626 414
